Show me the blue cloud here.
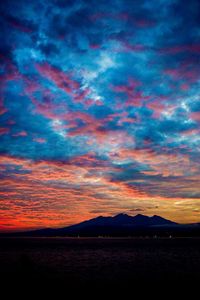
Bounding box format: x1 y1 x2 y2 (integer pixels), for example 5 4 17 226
0 0 199 200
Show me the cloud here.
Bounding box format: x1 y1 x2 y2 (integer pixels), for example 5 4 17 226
0 0 200 230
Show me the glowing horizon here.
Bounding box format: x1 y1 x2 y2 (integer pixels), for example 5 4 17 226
0 0 200 232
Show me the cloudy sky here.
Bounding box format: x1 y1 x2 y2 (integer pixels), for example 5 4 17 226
0 0 200 231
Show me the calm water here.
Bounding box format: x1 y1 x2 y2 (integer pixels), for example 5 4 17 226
0 237 200 288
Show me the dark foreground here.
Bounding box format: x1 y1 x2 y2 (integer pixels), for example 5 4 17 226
0 237 200 293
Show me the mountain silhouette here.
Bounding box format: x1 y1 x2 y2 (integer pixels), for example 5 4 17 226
65 213 176 231
2 213 200 237
4 213 195 237
63 214 177 231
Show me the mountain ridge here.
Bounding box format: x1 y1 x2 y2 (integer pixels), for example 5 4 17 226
65 213 177 230
1 213 200 237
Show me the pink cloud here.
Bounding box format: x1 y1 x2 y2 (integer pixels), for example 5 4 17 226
115 147 197 177
33 138 46 143
160 44 200 55
36 63 94 108
7 18 33 33
122 42 148 52
36 63 80 96
134 19 155 28
164 66 199 83
190 112 200 122
90 44 101 49
0 107 7 115
0 127 10 135
125 91 151 107
146 99 166 118
0 98 7 115
180 83 189 91
13 131 27 137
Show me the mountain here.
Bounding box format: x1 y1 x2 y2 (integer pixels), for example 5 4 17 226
2 213 186 237
2 213 200 237
65 213 176 231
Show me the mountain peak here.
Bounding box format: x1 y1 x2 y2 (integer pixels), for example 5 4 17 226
7 213 179 236
65 213 177 234
150 215 177 225
151 215 162 218
134 213 146 217
114 213 129 218
133 214 149 219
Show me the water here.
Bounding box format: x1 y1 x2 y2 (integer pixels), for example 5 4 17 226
0 237 200 288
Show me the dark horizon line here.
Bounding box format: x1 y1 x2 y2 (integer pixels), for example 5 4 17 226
1 213 199 234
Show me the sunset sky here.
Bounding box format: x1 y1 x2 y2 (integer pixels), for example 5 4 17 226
0 0 200 231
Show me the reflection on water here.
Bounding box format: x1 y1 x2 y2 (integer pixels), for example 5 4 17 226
0 237 200 287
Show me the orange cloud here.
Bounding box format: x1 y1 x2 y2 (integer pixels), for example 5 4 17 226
113 147 197 177
0 154 199 231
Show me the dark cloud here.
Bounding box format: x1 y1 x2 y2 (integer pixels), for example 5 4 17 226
0 0 200 230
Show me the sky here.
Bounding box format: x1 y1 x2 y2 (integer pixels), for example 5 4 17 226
0 0 200 231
